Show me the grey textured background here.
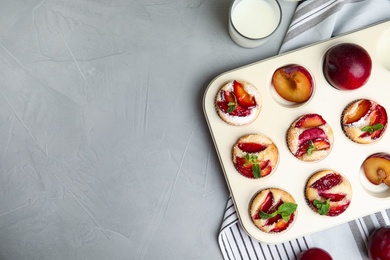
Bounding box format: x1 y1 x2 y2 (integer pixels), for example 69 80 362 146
0 1 299 259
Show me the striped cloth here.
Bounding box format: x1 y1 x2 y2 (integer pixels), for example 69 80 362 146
218 0 390 259
219 196 390 260
219 197 313 259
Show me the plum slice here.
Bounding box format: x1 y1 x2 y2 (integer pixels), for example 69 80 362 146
295 114 326 128
252 191 273 220
238 142 267 153
260 192 274 213
319 191 346 202
234 157 271 179
363 154 390 186
233 80 256 107
328 201 351 216
359 104 387 139
295 138 330 158
217 100 252 117
370 104 387 140
272 65 313 103
344 99 371 125
270 213 295 233
262 200 296 232
298 128 327 144
310 173 342 191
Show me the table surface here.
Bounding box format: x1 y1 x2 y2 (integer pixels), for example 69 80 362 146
0 1 365 259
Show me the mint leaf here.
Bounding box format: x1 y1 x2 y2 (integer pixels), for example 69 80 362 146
361 124 384 134
306 140 315 155
245 154 258 164
313 199 330 215
259 211 277 220
259 202 298 221
361 125 371 133
278 202 298 221
373 123 384 131
244 154 261 178
227 102 236 113
252 164 260 178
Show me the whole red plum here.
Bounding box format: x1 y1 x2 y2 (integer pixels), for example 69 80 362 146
297 247 333 260
323 43 372 90
368 227 390 260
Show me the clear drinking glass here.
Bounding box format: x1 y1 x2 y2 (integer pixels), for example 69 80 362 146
228 0 282 48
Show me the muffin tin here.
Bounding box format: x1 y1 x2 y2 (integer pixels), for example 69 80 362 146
203 20 390 244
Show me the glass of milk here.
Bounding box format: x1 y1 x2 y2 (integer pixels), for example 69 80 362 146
229 0 281 48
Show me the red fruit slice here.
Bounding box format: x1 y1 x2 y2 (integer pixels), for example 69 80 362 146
376 104 388 125
260 164 272 177
238 142 267 153
358 104 388 140
260 192 274 213
253 191 275 220
295 114 326 128
263 199 295 232
217 101 252 117
344 99 371 124
328 201 350 216
233 80 256 107
295 138 330 158
312 139 331 150
265 199 284 215
234 157 270 178
234 157 253 178
298 128 327 144
271 213 295 233
371 104 387 140
223 90 236 103
319 191 346 202
367 104 381 126
296 141 312 158
264 213 282 226
310 173 342 191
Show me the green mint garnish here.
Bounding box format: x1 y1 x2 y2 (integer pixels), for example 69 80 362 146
252 163 260 178
244 154 261 178
313 199 330 215
306 140 315 155
361 123 384 134
259 210 277 220
227 102 236 113
259 202 297 221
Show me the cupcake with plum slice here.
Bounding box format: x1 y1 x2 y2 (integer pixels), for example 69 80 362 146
249 188 297 233
305 170 352 217
232 134 278 179
341 99 388 144
215 80 261 126
286 113 334 162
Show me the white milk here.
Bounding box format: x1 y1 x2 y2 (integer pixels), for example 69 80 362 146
231 0 278 39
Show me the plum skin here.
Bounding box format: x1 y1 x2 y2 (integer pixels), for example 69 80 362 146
323 43 372 90
368 227 390 260
297 247 333 260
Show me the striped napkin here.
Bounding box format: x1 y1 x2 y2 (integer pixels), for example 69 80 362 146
218 0 390 259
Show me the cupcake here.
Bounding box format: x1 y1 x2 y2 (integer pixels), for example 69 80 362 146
249 188 297 233
232 134 278 179
286 113 334 162
215 80 261 126
341 99 388 144
305 170 352 217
